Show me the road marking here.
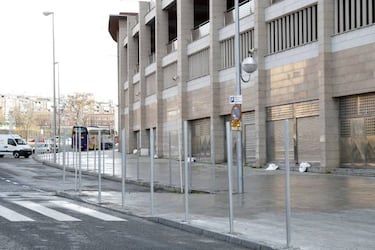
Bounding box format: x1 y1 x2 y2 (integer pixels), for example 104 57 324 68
0 204 35 222
49 200 126 221
12 201 81 222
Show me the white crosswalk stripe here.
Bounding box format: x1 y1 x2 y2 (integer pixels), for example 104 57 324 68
49 200 126 221
0 204 34 222
12 201 81 221
0 194 127 222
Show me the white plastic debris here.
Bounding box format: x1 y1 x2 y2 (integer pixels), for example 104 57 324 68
266 163 279 171
299 162 311 172
187 157 196 162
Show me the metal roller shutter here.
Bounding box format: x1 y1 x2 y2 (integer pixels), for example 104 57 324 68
267 119 294 162
191 118 211 160
297 116 320 162
243 112 256 165
266 100 319 164
339 93 375 168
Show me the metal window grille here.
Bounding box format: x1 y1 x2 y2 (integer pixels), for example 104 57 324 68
335 0 375 34
267 4 318 54
220 29 254 69
188 48 210 80
339 93 375 133
266 100 319 121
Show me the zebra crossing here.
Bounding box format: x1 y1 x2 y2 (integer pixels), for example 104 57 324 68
0 193 127 222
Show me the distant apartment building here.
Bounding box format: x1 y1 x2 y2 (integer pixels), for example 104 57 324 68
109 0 375 170
0 95 50 132
0 94 115 138
84 101 116 128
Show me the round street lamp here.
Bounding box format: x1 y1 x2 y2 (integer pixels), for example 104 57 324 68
242 56 257 74
43 11 53 16
241 55 257 83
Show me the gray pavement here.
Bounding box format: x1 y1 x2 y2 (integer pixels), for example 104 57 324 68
36 151 375 250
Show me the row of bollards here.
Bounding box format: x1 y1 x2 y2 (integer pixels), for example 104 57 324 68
35 120 292 249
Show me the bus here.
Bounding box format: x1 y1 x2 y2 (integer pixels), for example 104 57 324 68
72 126 115 150
72 126 89 150
86 126 115 150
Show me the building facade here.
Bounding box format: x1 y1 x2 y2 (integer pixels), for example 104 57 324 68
109 0 375 170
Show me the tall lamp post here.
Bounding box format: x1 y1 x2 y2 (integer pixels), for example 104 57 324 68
234 0 257 193
55 61 60 136
43 11 57 163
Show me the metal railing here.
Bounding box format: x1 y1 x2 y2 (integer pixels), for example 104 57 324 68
166 38 178 54
148 53 155 65
224 0 254 26
134 63 139 74
270 0 284 4
191 21 210 41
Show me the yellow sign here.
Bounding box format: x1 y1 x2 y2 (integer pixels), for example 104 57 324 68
231 120 241 131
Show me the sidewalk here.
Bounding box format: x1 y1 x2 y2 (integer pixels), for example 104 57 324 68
39 151 375 250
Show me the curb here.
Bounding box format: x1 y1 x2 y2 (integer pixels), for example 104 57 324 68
149 217 278 250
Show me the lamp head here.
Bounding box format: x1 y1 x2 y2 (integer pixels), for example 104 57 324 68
242 56 257 74
43 11 54 16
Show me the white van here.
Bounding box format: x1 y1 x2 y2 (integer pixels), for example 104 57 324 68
0 134 33 158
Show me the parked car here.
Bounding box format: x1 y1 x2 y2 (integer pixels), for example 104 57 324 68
49 143 59 153
33 143 51 154
45 140 59 153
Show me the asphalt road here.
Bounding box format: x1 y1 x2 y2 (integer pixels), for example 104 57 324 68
0 156 248 250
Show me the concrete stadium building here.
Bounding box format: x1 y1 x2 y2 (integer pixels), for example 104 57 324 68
108 0 375 171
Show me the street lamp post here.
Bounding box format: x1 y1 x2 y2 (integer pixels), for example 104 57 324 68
55 62 60 137
43 11 57 163
234 0 243 193
234 0 257 193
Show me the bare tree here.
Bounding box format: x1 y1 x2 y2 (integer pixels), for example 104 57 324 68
33 111 53 137
65 93 95 125
0 109 5 126
9 106 35 140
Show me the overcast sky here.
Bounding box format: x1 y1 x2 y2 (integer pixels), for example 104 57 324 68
0 0 140 103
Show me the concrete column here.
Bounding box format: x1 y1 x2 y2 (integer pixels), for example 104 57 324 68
318 0 339 171
139 2 150 153
177 0 193 122
253 0 268 166
210 0 226 162
126 16 137 152
155 1 169 157
118 19 128 152
176 0 194 152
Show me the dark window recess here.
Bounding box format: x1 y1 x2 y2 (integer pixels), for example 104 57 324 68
149 20 155 53
194 0 209 28
167 2 177 42
226 0 249 12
